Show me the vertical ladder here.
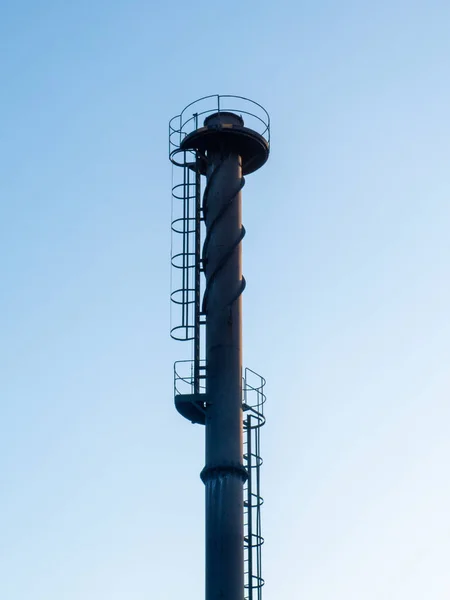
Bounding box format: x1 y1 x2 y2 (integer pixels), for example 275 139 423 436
243 369 266 600
170 145 204 393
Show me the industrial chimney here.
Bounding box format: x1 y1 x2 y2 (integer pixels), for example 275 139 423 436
169 95 270 600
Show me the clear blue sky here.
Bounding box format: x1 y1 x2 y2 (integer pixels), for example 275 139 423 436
1 1 449 598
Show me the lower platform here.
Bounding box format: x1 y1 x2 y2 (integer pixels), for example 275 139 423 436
175 393 207 425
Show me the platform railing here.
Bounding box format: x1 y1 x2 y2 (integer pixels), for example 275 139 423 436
169 95 270 164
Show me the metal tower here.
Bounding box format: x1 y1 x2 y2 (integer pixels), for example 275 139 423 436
169 95 269 600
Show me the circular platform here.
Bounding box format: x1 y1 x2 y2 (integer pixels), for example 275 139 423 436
180 112 269 175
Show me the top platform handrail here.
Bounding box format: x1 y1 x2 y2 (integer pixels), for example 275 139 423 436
169 94 270 157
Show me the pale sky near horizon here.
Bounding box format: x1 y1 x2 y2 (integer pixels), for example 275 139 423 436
1 1 450 599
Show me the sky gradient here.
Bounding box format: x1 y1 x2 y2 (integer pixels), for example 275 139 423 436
1 1 449 599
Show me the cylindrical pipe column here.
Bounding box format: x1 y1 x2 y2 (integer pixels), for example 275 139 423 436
200 132 247 600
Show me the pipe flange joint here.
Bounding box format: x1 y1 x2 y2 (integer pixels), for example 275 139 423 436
200 462 248 484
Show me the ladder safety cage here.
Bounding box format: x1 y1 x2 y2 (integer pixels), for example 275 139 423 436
243 367 266 600
170 147 201 343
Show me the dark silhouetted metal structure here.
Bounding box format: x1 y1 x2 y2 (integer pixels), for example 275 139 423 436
169 95 269 600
